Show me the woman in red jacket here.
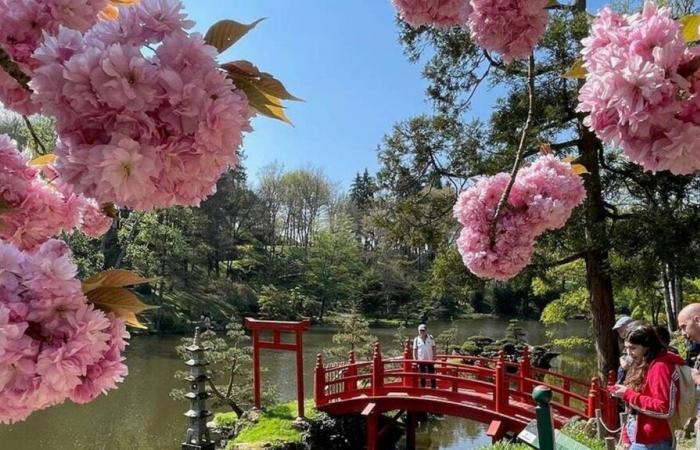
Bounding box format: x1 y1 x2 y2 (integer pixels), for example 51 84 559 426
610 323 685 450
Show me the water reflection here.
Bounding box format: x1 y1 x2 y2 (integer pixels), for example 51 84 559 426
0 319 593 450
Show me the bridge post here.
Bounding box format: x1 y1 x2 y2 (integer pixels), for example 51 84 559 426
604 370 618 429
586 377 600 418
314 353 326 405
519 346 532 403
406 411 417 450
533 386 555 450
372 342 383 396
402 339 413 388
345 351 357 394
494 351 507 413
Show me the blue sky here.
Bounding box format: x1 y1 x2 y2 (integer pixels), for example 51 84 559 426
183 0 610 189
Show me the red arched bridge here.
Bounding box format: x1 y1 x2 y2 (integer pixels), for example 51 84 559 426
313 342 618 450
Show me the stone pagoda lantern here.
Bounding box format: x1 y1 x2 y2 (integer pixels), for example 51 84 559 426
182 327 215 450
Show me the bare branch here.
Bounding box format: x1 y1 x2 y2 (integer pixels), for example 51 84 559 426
0 47 30 91
22 115 48 155
489 54 536 245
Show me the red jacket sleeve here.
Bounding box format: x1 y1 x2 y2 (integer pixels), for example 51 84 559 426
622 361 674 417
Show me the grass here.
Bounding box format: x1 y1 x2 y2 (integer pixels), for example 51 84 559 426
213 412 238 428
230 400 318 447
479 442 532 450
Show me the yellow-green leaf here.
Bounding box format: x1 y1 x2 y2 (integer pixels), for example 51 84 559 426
571 163 589 175
205 18 265 54
223 60 302 101
546 0 561 7
237 80 292 125
563 58 586 79
680 15 700 43
562 156 575 163
29 153 56 167
85 287 157 329
101 203 118 220
82 269 156 293
100 4 119 20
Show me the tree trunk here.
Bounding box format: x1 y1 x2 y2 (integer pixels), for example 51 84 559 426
662 265 676 330
579 126 618 379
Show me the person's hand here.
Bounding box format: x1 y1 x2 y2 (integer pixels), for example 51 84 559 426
691 368 700 385
619 356 630 370
610 384 628 398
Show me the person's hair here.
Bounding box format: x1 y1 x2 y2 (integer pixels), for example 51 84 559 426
654 325 671 347
624 323 665 391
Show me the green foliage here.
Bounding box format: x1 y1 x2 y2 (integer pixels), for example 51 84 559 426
561 421 607 450
478 441 531 450
258 285 315 321
436 323 459 354
329 309 377 361
213 412 238 428
541 288 589 327
552 336 593 350
671 331 689 360
231 400 318 446
171 320 265 416
504 320 526 343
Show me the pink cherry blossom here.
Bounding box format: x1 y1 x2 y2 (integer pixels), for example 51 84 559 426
0 239 129 424
0 134 113 250
467 0 548 62
454 156 586 280
391 0 472 29
32 0 253 209
0 0 108 112
578 1 700 174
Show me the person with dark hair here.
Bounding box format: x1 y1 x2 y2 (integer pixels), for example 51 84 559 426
653 325 679 355
610 323 685 450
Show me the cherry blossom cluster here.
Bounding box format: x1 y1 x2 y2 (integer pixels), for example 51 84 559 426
468 0 549 63
29 0 253 210
391 0 548 62
0 0 109 114
0 238 128 424
0 134 112 251
391 0 472 28
578 2 700 174
453 156 586 280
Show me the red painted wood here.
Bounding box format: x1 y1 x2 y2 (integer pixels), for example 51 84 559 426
313 348 601 442
251 330 261 409
295 329 304 418
244 318 311 331
245 318 310 417
487 420 506 443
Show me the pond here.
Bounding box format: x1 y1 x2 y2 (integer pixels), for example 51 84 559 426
0 318 594 450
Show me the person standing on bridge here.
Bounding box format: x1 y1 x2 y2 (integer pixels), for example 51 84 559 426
413 324 437 389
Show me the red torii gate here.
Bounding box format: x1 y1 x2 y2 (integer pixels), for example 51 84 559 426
244 318 311 418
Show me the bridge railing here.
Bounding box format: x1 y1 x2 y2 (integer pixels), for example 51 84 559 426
314 342 618 428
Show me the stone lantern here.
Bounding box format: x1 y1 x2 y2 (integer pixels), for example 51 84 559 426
182 327 215 450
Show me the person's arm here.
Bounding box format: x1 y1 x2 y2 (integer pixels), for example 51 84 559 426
621 363 674 416
412 338 418 360
431 336 436 361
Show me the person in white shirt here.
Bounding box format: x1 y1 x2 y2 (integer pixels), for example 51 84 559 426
413 324 436 389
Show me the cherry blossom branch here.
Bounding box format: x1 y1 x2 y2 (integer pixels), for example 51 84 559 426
488 54 536 246
0 47 31 91
22 115 48 155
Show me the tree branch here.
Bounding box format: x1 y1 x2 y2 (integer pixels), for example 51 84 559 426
22 115 48 155
0 47 30 91
544 251 586 268
489 54 536 245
